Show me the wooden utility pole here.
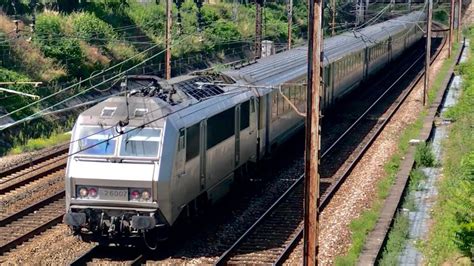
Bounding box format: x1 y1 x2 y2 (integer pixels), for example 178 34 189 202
303 0 322 264
287 0 293 49
255 0 264 59
449 0 455 57
457 0 462 42
424 0 432 106
331 0 336 36
165 0 172 80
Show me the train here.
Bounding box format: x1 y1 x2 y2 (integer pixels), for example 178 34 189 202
63 11 425 246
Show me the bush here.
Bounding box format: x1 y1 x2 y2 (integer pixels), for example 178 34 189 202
415 142 436 167
34 13 85 77
70 12 118 46
205 19 241 44
408 168 427 191
126 2 166 42
423 26 474 264
434 9 449 25
0 68 35 119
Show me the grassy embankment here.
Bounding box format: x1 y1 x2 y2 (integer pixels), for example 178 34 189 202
420 26 474 265
334 37 459 265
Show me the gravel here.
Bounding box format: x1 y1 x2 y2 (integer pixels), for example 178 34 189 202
0 40 451 266
0 170 64 218
0 143 68 173
284 42 451 265
0 224 94 264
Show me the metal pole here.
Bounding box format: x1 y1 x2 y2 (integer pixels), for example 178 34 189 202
355 0 362 26
365 0 369 22
0 87 40 99
287 0 293 49
304 0 322 263
255 0 263 59
408 0 411 12
331 0 336 36
457 0 461 43
165 0 172 80
449 0 454 57
424 0 432 106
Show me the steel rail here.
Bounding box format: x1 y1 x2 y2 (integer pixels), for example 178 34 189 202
213 53 420 264
213 52 421 264
0 145 68 179
275 28 448 265
69 23 449 266
0 162 66 194
0 191 65 227
215 30 447 266
0 193 66 255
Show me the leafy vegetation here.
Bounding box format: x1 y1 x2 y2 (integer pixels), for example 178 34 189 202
433 7 449 25
379 212 410 265
9 132 71 154
334 36 459 262
0 67 35 119
34 12 86 78
334 114 425 265
414 142 436 167
422 27 474 264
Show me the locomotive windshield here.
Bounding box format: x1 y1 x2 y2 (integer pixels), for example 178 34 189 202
76 126 117 156
119 128 161 158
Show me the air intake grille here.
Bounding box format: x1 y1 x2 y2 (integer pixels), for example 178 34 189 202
177 76 224 101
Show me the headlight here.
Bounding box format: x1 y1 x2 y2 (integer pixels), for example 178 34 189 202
129 188 152 202
141 190 151 201
78 187 88 197
76 186 98 199
130 190 140 200
88 187 98 198
76 186 151 202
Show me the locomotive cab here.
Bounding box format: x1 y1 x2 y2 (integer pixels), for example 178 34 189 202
64 96 172 244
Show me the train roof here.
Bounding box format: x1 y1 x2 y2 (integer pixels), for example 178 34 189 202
78 96 171 128
224 11 424 86
76 11 424 127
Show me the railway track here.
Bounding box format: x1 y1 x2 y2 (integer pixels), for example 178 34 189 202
69 25 447 266
0 146 68 195
0 146 69 256
213 29 448 265
71 245 145 266
0 191 65 256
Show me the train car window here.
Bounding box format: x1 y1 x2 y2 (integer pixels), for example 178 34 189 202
186 124 200 161
294 86 300 105
250 98 256 113
178 129 185 151
279 91 285 113
207 107 235 149
272 92 278 121
120 128 161 158
77 126 116 156
240 101 250 130
284 87 291 112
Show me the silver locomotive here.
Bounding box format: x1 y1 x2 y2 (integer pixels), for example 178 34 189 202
64 11 424 245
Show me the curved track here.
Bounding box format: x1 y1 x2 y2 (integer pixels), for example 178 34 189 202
214 26 448 265
69 25 448 266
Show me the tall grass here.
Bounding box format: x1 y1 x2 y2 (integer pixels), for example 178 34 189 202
9 133 71 154
335 26 460 265
422 27 474 264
